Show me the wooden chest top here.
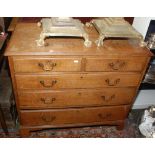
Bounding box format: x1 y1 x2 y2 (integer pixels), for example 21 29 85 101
5 23 152 57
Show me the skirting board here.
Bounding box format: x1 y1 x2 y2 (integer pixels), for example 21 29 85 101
132 90 155 109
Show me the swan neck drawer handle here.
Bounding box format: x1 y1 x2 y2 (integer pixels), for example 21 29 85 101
41 115 56 122
40 98 56 104
101 94 115 102
109 61 125 70
40 80 57 87
98 113 112 120
38 61 57 71
105 78 120 86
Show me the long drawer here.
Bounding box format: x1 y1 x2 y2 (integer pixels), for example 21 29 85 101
13 57 82 72
15 73 141 90
20 105 130 126
86 57 146 72
18 88 136 109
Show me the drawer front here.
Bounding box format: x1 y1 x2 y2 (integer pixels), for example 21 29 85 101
20 105 130 126
18 88 136 109
15 73 141 90
13 57 82 72
86 57 146 72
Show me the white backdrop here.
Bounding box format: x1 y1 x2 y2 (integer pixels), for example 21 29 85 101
133 17 155 38
132 17 155 109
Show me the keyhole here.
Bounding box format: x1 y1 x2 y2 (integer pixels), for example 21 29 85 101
78 92 81 96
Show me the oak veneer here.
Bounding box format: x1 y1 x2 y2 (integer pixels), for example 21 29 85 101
13 57 82 73
15 73 141 90
18 88 136 109
20 105 130 126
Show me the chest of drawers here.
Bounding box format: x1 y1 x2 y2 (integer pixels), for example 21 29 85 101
5 23 153 137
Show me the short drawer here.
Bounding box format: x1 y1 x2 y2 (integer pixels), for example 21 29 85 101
18 88 136 109
13 57 82 72
15 73 141 90
20 105 130 126
86 57 146 72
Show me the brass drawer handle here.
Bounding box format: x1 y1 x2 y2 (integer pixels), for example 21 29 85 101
40 80 57 88
38 61 57 71
41 115 56 122
105 78 120 86
101 94 115 102
40 97 56 104
109 60 126 70
98 113 112 120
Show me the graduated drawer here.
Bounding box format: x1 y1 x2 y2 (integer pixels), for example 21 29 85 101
13 57 82 73
15 73 141 90
18 88 136 109
20 105 130 126
86 57 146 72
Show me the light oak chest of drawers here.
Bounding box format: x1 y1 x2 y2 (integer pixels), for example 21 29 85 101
5 23 153 137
